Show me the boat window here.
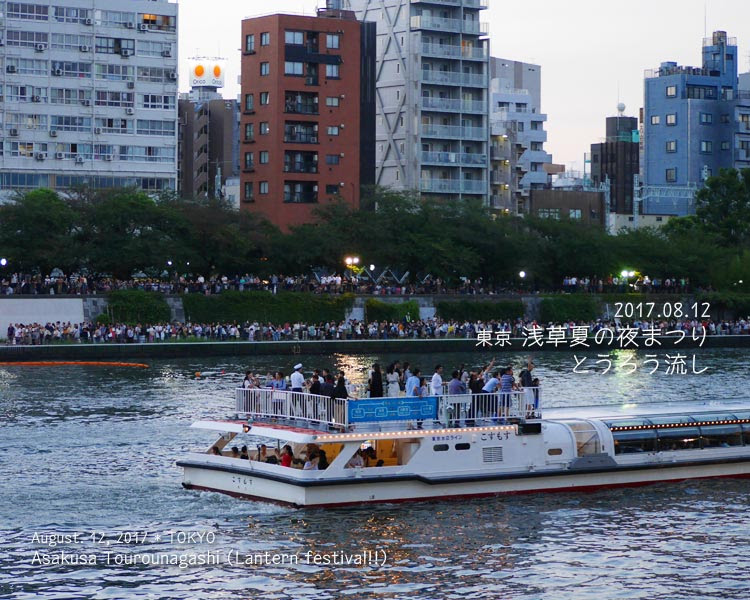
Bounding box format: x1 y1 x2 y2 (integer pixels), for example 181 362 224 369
455 443 471 451
547 448 563 456
566 420 602 456
700 425 743 448
742 424 750 446
604 418 652 430
656 426 702 451
732 411 750 423
688 413 739 425
433 444 449 452
612 429 657 454
648 415 696 426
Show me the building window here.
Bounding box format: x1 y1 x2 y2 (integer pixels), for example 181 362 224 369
326 154 340 165
325 64 340 79
721 114 730 124
284 61 304 76
537 208 560 220
650 115 660 125
260 62 269 76
700 112 713 124
244 94 254 112
326 184 339 194
569 209 582 220
244 152 253 169
666 114 677 126
259 181 269 194
327 126 339 136
244 182 253 202
721 141 730 151
260 122 269 135
260 92 270 105
530 121 541 130
259 151 269 164
285 31 303 45
245 123 254 141
326 96 340 107
700 140 713 153
666 168 677 183
326 34 340 49
666 85 677 98
666 140 677 153
245 34 255 53
260 32 270 46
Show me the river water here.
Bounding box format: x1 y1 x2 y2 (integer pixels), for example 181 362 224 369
1 348 750 599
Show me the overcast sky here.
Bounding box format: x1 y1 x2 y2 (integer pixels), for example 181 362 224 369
178 0 750 171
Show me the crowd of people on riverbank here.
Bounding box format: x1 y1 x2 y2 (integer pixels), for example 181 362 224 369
0 270 697 297
5 316 750 346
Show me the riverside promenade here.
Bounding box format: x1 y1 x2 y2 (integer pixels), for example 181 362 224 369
1 336 749 362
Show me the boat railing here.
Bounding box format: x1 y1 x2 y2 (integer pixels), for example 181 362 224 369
236 388 348 429
235 387 542 431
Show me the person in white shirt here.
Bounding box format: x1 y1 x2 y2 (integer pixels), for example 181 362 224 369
430 365 444 396
290 363 305 392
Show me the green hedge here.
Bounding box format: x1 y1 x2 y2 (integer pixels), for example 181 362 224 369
539 295 599 323
103 290 171 324
182 291 355 324
696 292 750 317
365 299 420 323
435 300 524 321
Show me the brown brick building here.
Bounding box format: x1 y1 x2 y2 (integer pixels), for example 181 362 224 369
240 8 375 229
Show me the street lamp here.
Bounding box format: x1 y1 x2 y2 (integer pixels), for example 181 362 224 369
167 260 173 267
519 270 526 279
0 258 6 267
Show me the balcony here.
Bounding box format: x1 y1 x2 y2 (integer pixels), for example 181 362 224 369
462 20 489 35
284 132 318 144
283 163 318 174
421 123 486 140
421 43 488 61
490 146 510 160
284 102 318 115
420 178 486 194
410 15 462 33
284 192 318 203
410 0 460 4
421 97 486 113
736 148 750 162
420 178 461 193
421 151 487 167
463 0 489 8
490 171 511 185
421 69 486 87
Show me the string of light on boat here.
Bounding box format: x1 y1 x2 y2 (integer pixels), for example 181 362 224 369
609 419 750 432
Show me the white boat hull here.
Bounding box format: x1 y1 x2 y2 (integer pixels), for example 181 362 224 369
180 457 750 508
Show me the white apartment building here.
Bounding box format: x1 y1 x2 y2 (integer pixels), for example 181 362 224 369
0 0 178 196
349 0 490 204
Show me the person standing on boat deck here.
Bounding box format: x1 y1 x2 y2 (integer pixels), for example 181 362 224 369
320 374 335 398
500 367 516 419
448 371 466 395
308 373 322 396
430 365 444 396
280 445 294 467
481 371 502 423
405 368 421 397
369 363 384 398
290 363 304 392
386 364 400 397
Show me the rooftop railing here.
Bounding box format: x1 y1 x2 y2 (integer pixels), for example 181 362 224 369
235 388 542 432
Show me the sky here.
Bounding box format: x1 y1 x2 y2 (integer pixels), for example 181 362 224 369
177 0 750 171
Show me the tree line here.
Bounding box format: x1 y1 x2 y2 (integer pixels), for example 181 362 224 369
0 168 749 291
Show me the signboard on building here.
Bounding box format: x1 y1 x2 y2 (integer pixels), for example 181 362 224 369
189 59 225 88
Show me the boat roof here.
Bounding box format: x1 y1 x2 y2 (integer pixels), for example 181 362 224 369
544 399 750 422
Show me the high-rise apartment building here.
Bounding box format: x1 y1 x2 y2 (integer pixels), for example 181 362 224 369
642 30 750 215
178 59 239 200
350 0 490 203
239 5 376 229
0 0 179 197
489 57 552 214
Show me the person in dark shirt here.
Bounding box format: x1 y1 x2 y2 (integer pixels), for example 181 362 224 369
369 363 383 398
320 375 335 397
309 373 322 396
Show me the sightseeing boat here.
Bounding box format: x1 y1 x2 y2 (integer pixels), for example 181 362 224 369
177 387 750 508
